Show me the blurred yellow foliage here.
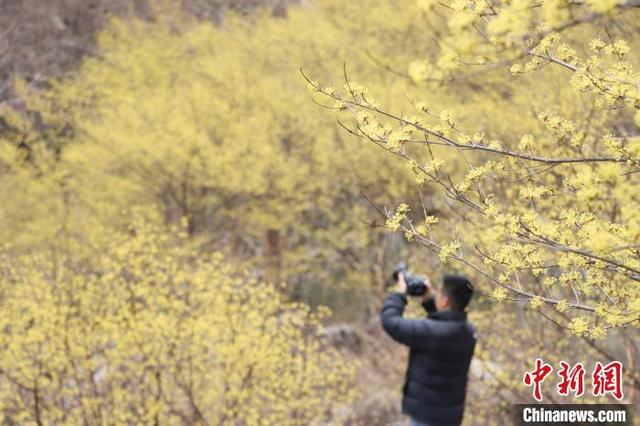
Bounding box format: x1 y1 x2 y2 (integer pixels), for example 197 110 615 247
0 215 356 424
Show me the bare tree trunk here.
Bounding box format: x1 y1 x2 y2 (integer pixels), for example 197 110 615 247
265 229 281 285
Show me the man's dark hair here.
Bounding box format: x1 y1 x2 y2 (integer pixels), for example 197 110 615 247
442 274 474 310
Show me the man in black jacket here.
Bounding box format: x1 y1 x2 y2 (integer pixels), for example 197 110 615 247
381 272 477 426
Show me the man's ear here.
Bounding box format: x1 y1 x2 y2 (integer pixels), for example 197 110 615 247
441 294 451 309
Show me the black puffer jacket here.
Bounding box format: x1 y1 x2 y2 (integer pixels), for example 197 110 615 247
381 292 477 426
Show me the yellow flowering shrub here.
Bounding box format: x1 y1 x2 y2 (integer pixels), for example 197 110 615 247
0 0 436 318
0 217 356 425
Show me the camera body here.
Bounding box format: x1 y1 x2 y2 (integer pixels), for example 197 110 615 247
392 262 429 296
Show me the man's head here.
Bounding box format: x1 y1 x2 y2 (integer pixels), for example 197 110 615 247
435 274 474 311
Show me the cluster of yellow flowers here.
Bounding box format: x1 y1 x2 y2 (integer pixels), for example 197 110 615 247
313 0 640 338
0 217 357 424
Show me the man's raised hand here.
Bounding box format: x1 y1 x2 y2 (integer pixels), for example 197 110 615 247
396 272 407 294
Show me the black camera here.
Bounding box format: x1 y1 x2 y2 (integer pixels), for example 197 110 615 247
392 262 429 296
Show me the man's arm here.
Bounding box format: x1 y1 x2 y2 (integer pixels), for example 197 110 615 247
380 292 433 347
421 295 437 315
